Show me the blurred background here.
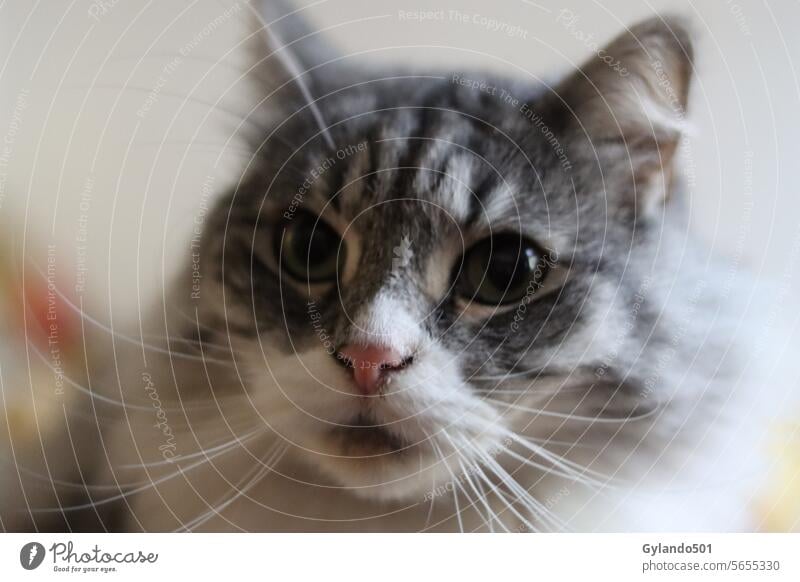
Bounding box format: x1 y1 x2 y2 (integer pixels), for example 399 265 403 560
0 0 798 529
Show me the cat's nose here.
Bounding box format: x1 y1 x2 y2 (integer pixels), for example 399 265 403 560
336 344 413 396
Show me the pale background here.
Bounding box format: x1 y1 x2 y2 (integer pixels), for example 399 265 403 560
0 0 798 318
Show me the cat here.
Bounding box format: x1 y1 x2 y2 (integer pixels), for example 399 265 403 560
2 3 792 532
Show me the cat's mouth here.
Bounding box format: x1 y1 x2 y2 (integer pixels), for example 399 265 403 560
329 414 409 457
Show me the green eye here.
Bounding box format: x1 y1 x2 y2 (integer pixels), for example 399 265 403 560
276 210 344 283
458 234 548 305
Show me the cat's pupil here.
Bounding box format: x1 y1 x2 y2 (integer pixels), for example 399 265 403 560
301 222 335 264
487 246 536 289
279 211 342 282
460 234 544 305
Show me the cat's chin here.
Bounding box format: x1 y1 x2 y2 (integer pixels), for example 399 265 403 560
318 455 434 502
305 429 441 502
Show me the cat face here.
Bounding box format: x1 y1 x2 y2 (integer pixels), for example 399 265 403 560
192 14 693 502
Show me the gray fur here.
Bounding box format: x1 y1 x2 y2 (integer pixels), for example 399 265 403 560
3 13 772 532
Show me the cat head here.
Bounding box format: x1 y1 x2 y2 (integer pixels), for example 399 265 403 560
191 8 693 502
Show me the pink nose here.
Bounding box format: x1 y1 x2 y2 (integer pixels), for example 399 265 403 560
337 344 411 396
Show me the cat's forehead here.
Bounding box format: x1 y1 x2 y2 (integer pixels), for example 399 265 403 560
299 107 552 230
249 78 577 249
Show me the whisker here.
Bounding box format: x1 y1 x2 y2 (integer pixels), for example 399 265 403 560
14 465 149 492
250 9 335 150
32 426 264 513
442 431 500 533
27 262 236 367
460 440 544 533
413 422 438 531
483 396 660 424
67 84 264 137
502 429 625 488
423 464 437 530
26 343 161 412
477 450 567 532
117 427 262 469
468 367 568 382
498 444 602 490
461 436 570 531
468 463 505 532
430 440 463 533
474 386 586 396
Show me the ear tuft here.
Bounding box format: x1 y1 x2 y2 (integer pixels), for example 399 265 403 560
560 15 694 144
555 16 695 214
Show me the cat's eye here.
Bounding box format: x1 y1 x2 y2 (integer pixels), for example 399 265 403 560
457 234 548 306
276 210 344 283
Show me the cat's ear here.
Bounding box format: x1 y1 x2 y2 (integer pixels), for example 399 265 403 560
556 16 694 212
248 0 337 120
255 0 335 75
